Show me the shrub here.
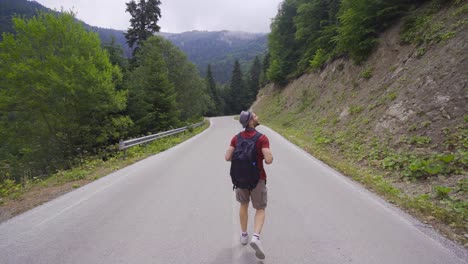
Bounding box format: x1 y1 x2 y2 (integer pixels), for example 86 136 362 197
433 185 452 200
309 48 328 70
360 66 373 79
415 47 426 58
350 105 365 115
409 136 432 146
0 179 22 198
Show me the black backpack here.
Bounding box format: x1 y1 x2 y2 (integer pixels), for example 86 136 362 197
230 132 263 190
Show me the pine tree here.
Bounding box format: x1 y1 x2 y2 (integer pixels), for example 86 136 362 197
267 0 300 85
156 37 211 121
125 0 161 53
104 36 129 92
205 64 221 116
126 37 179 135
294 0 331 71
247 56 262 103
261 52 270 85
104 35 129 73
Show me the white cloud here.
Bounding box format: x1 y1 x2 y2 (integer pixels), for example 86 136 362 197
34 0 282 33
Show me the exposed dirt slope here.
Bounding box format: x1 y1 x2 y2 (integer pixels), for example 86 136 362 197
252 3 467 246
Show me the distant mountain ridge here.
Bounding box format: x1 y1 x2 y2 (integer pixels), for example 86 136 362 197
159 30 267 83
1 0 268 83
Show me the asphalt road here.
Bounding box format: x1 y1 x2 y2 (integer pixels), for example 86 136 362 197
0 116 466 264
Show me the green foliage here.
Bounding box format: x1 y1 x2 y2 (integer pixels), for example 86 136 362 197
0 11 129 183
409 136 432 146
335 0 379 62
0 3 238 194
56 169 89 183
401 1 460 47
294 0 336 72
267 0 300 85
157 37 211 120
387 92 398 101
455 179 468 193
350 105 365 115
360 65 374 79
296 89 317 113
260 53 270 86
247 56 263 103
407 158 442 177
401 11 432 45
433 185 452 200
265 0 422 84
421 121 431 127
309 48 328 70
126 36 180 135
227 60 248 114
125 0 161 51
379 151 464 179
315 135 333 145
205 64 222 116
0 179 22 198
443 127 468 150
442 200 467 224
104 36 129 74
266 59 284 84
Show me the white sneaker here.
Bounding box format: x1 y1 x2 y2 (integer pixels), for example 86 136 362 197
250 236 265 259
240 233 249 245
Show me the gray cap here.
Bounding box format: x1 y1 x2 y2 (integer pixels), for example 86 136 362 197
239 111 252 128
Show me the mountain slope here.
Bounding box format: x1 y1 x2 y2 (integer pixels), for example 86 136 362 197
0 0 48 33
252 2 467 247
160 31 267 83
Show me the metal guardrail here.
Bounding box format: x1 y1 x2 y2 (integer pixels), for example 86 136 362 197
118 121 205 151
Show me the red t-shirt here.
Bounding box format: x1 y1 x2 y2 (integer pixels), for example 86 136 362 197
230 128 270 180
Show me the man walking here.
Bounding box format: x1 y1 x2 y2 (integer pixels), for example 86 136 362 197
225 111 273 259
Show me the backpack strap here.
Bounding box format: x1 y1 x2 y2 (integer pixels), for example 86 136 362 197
236 132 262 144
252 132 263 143
236 133 243 146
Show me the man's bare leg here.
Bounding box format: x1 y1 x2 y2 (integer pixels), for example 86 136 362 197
240 203 249 232
253 209 265 234
250 209 266 259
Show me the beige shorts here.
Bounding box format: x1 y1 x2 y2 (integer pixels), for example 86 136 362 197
235 180 267 209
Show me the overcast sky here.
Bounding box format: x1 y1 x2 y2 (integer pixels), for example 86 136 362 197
34 0 283 33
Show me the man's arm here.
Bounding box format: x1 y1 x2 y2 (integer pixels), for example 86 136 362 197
262 148 273 164
225 146 235 161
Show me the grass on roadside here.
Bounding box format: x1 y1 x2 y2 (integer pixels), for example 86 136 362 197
264 122 467 247
254 79 467 246
0 121 210 207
